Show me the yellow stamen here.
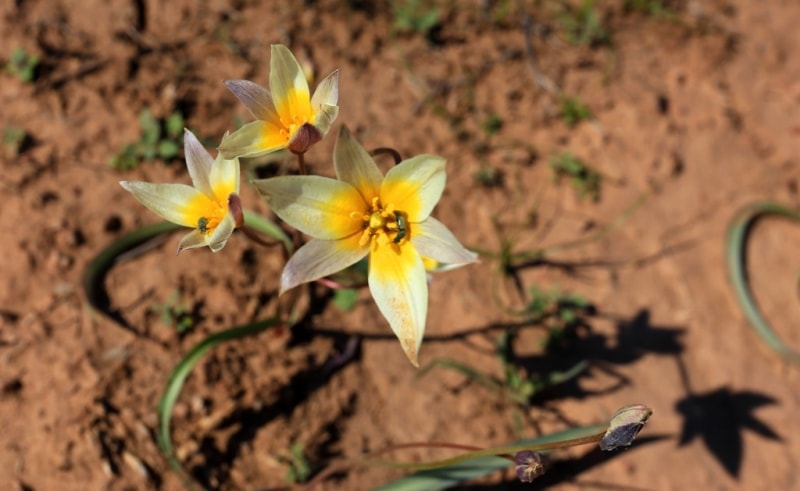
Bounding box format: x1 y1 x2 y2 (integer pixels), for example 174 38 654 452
353 196 408 248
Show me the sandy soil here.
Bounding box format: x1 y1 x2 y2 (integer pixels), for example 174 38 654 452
2 0 800 490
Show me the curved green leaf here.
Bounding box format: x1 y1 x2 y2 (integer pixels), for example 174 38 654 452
727 201 800 363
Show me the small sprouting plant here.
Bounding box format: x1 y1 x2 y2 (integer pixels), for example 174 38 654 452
281 442 313 484
549 152 602 201
559 0 611 46
5 47 40 82
110 108 184 170
560 96 593 127
392 0 440 36
624 0 674 17
3 125 29 158
150 291 195 333
473 165 503 188
481 113 504 136
522 286 592 351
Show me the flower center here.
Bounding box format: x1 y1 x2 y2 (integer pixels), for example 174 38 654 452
197 199 228 236
354 197 408 248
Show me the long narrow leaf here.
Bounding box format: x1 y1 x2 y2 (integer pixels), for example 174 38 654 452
726 202 800 363
157 318 280 485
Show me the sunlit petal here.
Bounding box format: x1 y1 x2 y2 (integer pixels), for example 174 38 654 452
281 234 369 294
270 44 312 124
310 69 339 111
334 126 383 203
313 104 339 137
177 229 208 253
120 181 205 227
253 175 367 239
411 217 478 265
224 79 279 122
184 129 214 197
206 212 236 253
209 153 240 200
381 155 445 222
369 241 428 367
218 120 287 159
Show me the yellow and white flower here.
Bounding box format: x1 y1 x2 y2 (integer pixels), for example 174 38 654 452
219 44 339 158
254 127 477 366
120 130 240 253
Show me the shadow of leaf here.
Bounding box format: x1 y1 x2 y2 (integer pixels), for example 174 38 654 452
675 387 781 477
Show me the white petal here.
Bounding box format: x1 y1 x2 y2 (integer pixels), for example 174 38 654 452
281 235 369 294
120 181 203 227
269 44 310 115
184 129 214 197
411 217 478 265
311 69 339 109
333 126 383 203
368 241 428 367
209 153 240 198
224 79 279 122
206 212 236 252
313 103 339 137
177 229 207 253
218 120 287 159
253 175 366 240
382 155 446 222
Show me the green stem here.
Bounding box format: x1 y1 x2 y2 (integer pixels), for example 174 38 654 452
362 423 607 472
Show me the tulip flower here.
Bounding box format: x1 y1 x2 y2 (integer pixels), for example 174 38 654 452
254 127 477 366
120 130 241 253
219 44 339 159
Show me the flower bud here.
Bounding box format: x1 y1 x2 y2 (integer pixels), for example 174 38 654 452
600 404 652 451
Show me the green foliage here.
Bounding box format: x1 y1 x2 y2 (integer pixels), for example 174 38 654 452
150 291 194 333
332 288 359 311
549 152 602 201
5 47 40 82
559 0 611 46
281 442 312 484
481 113 504 136
3 126 29 158
392 0 440 36
472 165 503 188
522 286 591 351
110 108 185 170
624 0 674 17
560 96 592 127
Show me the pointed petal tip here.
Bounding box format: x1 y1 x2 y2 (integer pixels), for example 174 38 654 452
404 345 420 368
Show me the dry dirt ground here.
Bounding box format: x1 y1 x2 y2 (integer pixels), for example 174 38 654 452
2 0 800 490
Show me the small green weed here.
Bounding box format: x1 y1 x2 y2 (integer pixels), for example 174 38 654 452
522 286 592 351
560 96 592 127
110 108 184 170
150 291 195 333
5 47 40 82
3 126 30 158
624 0 674 17
472 165 503 188
559 0 611 46
549 152 602 201
481 113 504 136
392 0 440 36
281 442 312 484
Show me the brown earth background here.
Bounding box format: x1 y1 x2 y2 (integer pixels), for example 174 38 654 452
2 0 800 490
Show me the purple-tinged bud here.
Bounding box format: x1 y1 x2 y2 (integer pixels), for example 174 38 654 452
515 450 545 483
288 123 323 154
